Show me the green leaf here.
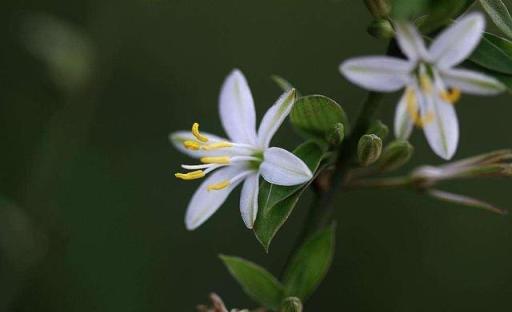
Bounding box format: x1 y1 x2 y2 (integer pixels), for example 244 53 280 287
254 141 326 252
480 0 512 39
290 95 348 141
470 32 512 74
464 61 512 93
220 255 284 309
418 0 471 33
282 224 336 300
391 0 430 19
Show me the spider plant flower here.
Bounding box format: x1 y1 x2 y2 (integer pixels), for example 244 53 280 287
170 70 313 230
340 13 506 160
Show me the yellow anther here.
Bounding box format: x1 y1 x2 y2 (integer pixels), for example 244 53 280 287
200 156 231 164
404 88 435 127
175 170 206 180
207 180 231 191
192 123 209 143
420 74 433 93
183 140 201 150
200 142 233 151
440 88 461 104
405 88 418 117
415 112 435 127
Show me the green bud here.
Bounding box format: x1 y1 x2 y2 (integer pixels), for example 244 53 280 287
379 140 414 172
367 119 389 139
358 134 383 167
367 19 395 39
364 0 391 18
327 122 345 146
280 297 303 312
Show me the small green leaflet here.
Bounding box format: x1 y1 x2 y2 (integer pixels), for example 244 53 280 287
220 255 284 309
254 141 327 252
282 224 336 300
480 0 512 39
470 32 512 74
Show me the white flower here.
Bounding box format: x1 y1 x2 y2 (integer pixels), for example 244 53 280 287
340 13 506 160
170 69 313 230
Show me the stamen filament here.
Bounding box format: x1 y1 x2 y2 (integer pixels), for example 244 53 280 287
175 170 206 180
192 123 209 142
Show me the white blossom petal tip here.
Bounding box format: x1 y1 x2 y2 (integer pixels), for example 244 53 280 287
340 56 412 92
430 13 485 68
260 147 313 186
257 88 296 148
219 69 258 145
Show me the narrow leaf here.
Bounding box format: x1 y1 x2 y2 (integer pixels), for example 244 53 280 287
283 224 336 300
480 0 512 39
290 95 348 140
220 255 284 309
470 32 512 74
254 141 326 251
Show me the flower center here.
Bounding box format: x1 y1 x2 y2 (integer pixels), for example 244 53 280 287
174 122 262 191
406 63 462 128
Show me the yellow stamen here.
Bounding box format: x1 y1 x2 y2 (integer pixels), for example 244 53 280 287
183 140 201 150
405 88 418 118
200 156 231 164
200 142 233 151
405 88 435 127
192 123 209 143
420 74 433 93
175 170 206 180
440 88 461 104
207 180 230 191
415 112 435 127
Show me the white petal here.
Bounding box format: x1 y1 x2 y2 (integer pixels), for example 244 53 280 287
219 69 258 145
257 89 296 148
340 56 412 92
185 166 246 230
240 173 260 229
394 90 415 140
430 13 485 69
419 90 459 160
169 131 237 158
260 147 313 186
440 68 506 95
394 22 429 61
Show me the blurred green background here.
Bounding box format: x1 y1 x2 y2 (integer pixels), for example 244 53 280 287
1 0 512 311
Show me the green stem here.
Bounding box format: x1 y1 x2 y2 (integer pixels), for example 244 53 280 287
281 92 385 277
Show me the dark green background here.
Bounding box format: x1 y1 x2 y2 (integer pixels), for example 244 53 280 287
1 0 512 311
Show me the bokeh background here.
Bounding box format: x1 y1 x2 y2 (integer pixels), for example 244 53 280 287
1 0 512 311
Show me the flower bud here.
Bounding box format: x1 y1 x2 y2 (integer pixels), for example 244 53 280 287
367 19 395 39
327 122 345 146
367 119 389 139
358 134 383 166
364 0 391 18
378 140 414 172
280 297 303 312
